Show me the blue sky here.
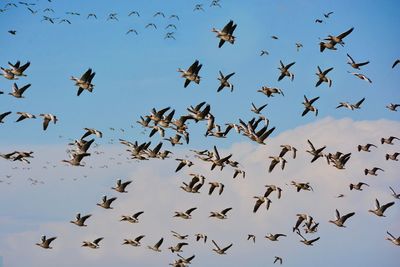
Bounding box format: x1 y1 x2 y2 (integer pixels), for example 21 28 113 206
0 1 399 267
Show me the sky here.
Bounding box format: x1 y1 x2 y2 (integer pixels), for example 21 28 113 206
0 0 399 267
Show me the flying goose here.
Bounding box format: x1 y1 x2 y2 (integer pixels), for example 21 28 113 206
178 60 202 88
9 83 31 98
323 27 354 47
62 152 90 166
315 66 333 87
71 68 95 96
174 207 197 219
268 156 287 172
175 159 194 172
169 242 188 253
296 42 303 51
381 136 399 145
348 72 372 83
148 237 164 252
217 71 235 92
164 134 183 146
70 213 91 227
82 237 103 249
39 113 57 130
302 95 319 116
8 30 16 35
169 14 179 20
209 207 232 219
195 233 207 243
128 10 140 17
274 256 283 265
257 86 284 97
278 60 295 81
81 128 102 139
15 112 36 122
349 182 369 191
293 214 313 232
210 0 222 7
96 195 117 209
36 235 57 249
386 231 400 246
181 174 205 193
329 209 355 227
296 230 320 246
291 181 313 192
306 139 326 163
247 234 256 243
264 185 282 199
112 179 132 193
193 4 204 11
1 67 17 80
122 235 145 246
120 211 144 223
208 181 224 195
251 103 268 114
212 20 237 48
336 98 365 110
346 54 369 70
260 50 269 56
7 60 30 76
389 186 400 199
212 240 233 255
253 196 272 213
386 152 399 161
265 233 286 241
386 103 400 111
364 167 384 176
369 199 395 217
0 111 12 123
209 145 232 170
357 143 377 152
126 29 138 35
171 231 188 240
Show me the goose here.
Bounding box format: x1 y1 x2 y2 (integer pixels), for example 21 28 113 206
171 231 188 240
265 233 286 241
137 116 151 127
195 233 207 243
389 186 400 199
36 235 56 249
81 128 102 139
187 102 210 122
164 32 176 40
274 256 283 265
302 95 319 116
264 185 282 199
153 11 165 17
323 27 354 47
12 151 34 163
174 207 197 219
82 237 103 249
208 182 224 195
107 13 119 21
209 207 232 219
291 181 313 192
1 67 17 80
165 24 177 30
0 111 12 123
386 231 400 246
128 11 140 17
178 60 202 88
253 196 272 213
206 124 233 138
247 234 256 243
212 240 233 255
304 222 320 234
316 66 333 87
368 199 395 217
296 42 303 51
233 168 245 178
146 142 163 158
126 29 138 35
96 195 117 209
15 112 36 122
217 71 235 92
112 179 132 193
349 182 369 191
70 213 91 227
70 138 95 154
296 230 320 246
271 35 279 40
260 50 269 56
210 145 232 170
193 4 204 11
158 109 175 128
327 152 351 169
306 139 326 163
59 19 71 24
392 59 400 69
39 113 57 130
169 242 188 253
386 152 399 161
278 60 295 81
87 13 97 19
268 156 287 173
278 145 297 159
123 235 145 246
257 86 284 97
7 60 30 76
357 143 377 152
169 14 179 20
9 83 31 98
336 97 365 110
364 167 384 176
175 159 193 172
346 54 369 70
348 71 372 83
381 136 399 145
212 20 237 48
386 103 400 111
164 134 183 146
319 40 336 52
70 68 95 96
172 254 195 266
329 209 355 227
324 11 334 18
181 174 204 193
293 214 313 232
0 151 18 160
251 102 268 114
62 152 90 166
120 211 144 223
148 237 164 252
336 194 345 198
210 0 222 7
147 106 171 123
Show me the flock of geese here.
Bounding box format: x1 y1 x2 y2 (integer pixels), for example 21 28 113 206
1 1 399 267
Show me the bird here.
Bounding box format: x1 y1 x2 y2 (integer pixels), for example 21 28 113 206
251 103 268 114
279 145 297 158
0 111 12 123
324 11 334 18
329 209 355 227
348 71 372 83
381 136 399 145
277 60 295 81
171 231 188 240
111 179 132 193
346 54 370 69
81 128 102 139
8 30 16 35
386 103 400 111
315 19 323 23
320 27 354 52
82 237 103 249
364 167 384 176
168 242 188 253
265 233 287 241
268 156 287 172
315 66 333 87
389 186 400 199
349 182 369 191
296 42 303 51
336 98 365 110
70 68 95 96
8 61 30 76
175 159 193 172
178 60 202 88
209 207 232 219
385 152 399 161
392 59 400 69
147 238 164 252
306 139 326 162
368 199 395 217
128 11 140 17
70 213 91 227
212 20 237 48
9 83 31 98
174 207 197 219
87 13 97 19
126 29 138 35
296 230 320 246
274 256 283 265
208 181 224 195
258 86 284 97
357 143 377 152
217 71 235 92
36 235 57 249
122 235 145 246
291 181 313 192
96 195 117 209
145 23 157 29
61 152 90 166
15 112 36 122
386 231 400 246
153 11 165 17
212 240 233 255
302 95 319 116
253 196 272 213
39 113 57 130
260 50 269 56
247 234 256 243
120 211 144 223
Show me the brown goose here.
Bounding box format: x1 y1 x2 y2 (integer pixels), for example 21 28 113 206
70 213 91 227
71 68 95 96
15 112 36 122
389 186 400 199
302 95 319 116
329 209 355 227
112 179 132 193
81 128 102 139
357 143 377 152
386 231 400 246
265 233 286 241
168 242 189 253
0 111 12 123
39 113 57 130
217 71 235 92
368 199 394 217
253 196 272 213
148 238 164 252
209 207 232 219
315 66 333 87
9 83 31 98
122 235 145 246
36 235 57 249
386 152 399 161
296 230 320 246
82 237 103 249
364 167 384 176
120 211 144 223
62 152 90 166
178 60 202 88
381 136 399 145
278 60 295 81
346 54 369 70
212 240 233 255
8 60 30 76
96 195 117 209
212 20 237 48
349 182 369 191
174 207 197 219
